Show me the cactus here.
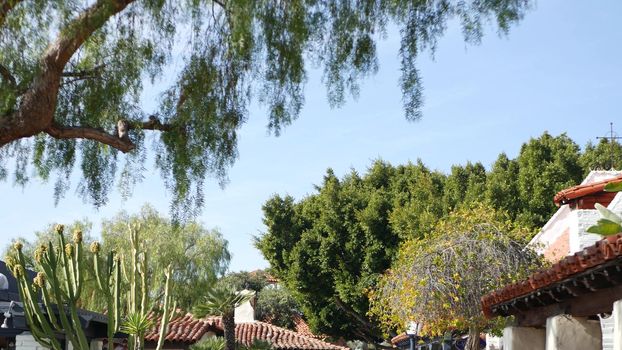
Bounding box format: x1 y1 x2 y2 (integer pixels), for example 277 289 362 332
9 223 176 350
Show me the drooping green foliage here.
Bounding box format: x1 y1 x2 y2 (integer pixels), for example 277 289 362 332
369 205 543 350
101 205 231 310
0 0 534 216
256 132 621 342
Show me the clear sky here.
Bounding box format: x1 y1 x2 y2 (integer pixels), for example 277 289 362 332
1 1 621 272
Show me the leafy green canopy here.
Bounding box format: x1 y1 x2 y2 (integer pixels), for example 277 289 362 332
0 0 532 216
256 132 622 343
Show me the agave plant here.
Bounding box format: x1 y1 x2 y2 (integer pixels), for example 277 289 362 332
121 312 154 350
190 337 226 350
193 285 254 350
587 181 622 235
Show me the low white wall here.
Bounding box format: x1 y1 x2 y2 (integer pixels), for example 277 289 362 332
545 315 601 350
502 326 545 350
16 333 47 350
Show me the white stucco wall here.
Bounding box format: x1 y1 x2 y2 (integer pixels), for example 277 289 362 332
545 315 601 350
15 333 47 350
502 326 545 350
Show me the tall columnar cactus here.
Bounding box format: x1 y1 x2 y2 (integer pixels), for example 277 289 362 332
121 224 175 350
8 225 98 350
8 223 175 350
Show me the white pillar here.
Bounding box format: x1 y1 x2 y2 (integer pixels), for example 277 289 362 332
502 326 545 350
16 332 47 350
90 340 103 350
485 334 502 350
546 315 601 350
614 299 622 350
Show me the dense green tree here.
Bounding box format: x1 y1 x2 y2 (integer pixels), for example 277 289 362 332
485 153 520 219
0 0 532 214
442 162 487 211
514 132 583 227
217 270 270 293
388 160 446 240
102 205 231 310
257 161 434 343
257 132 622 344
580 139 622 174
256 287 300 330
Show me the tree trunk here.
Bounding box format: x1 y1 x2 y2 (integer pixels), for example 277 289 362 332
223 311 236 350
465 326 480 350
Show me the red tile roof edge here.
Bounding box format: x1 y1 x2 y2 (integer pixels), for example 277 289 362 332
481 233 622 318
390 333 409 345
553 175 622 207
144 313 347 350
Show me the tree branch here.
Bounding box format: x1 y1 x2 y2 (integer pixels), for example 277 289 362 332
43 116 175 153
0 0 22 28
44 0 136 72
136 115 173 132
46 122 135 153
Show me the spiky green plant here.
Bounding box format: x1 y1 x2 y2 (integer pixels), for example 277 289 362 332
193 286 254 350
122 312 154 350
190 337 226 350
8 223 175 350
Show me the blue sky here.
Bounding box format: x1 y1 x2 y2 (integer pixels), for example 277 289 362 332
2 1 622 272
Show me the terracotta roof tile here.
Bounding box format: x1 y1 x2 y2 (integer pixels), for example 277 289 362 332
145 312 221 343
145 313 347 350
553 175 622 207
481 233 622 318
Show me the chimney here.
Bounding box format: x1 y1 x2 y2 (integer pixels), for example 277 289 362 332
234 289 257 323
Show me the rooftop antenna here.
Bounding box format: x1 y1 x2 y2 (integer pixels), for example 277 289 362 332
596 122 622 170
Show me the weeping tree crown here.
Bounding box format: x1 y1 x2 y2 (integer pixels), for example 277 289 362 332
0 0 531 215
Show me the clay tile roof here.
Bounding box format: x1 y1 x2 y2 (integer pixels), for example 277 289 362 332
481 233 622 318
553 175 622 207
390 333 409 345
145 313 347 350
145 312 222 343
235 321 347 350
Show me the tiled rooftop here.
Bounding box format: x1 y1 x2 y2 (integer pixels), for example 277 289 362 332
145 313 347 350
481 233 622 318
553 174 622 208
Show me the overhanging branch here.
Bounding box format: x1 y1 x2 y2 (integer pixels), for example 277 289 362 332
137 115 173 132
44 116 175 153
46 122 135 153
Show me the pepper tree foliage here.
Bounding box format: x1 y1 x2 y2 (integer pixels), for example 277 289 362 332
0 0 533 216
101 205 231 310
368 204 543 349
256 132 621 343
